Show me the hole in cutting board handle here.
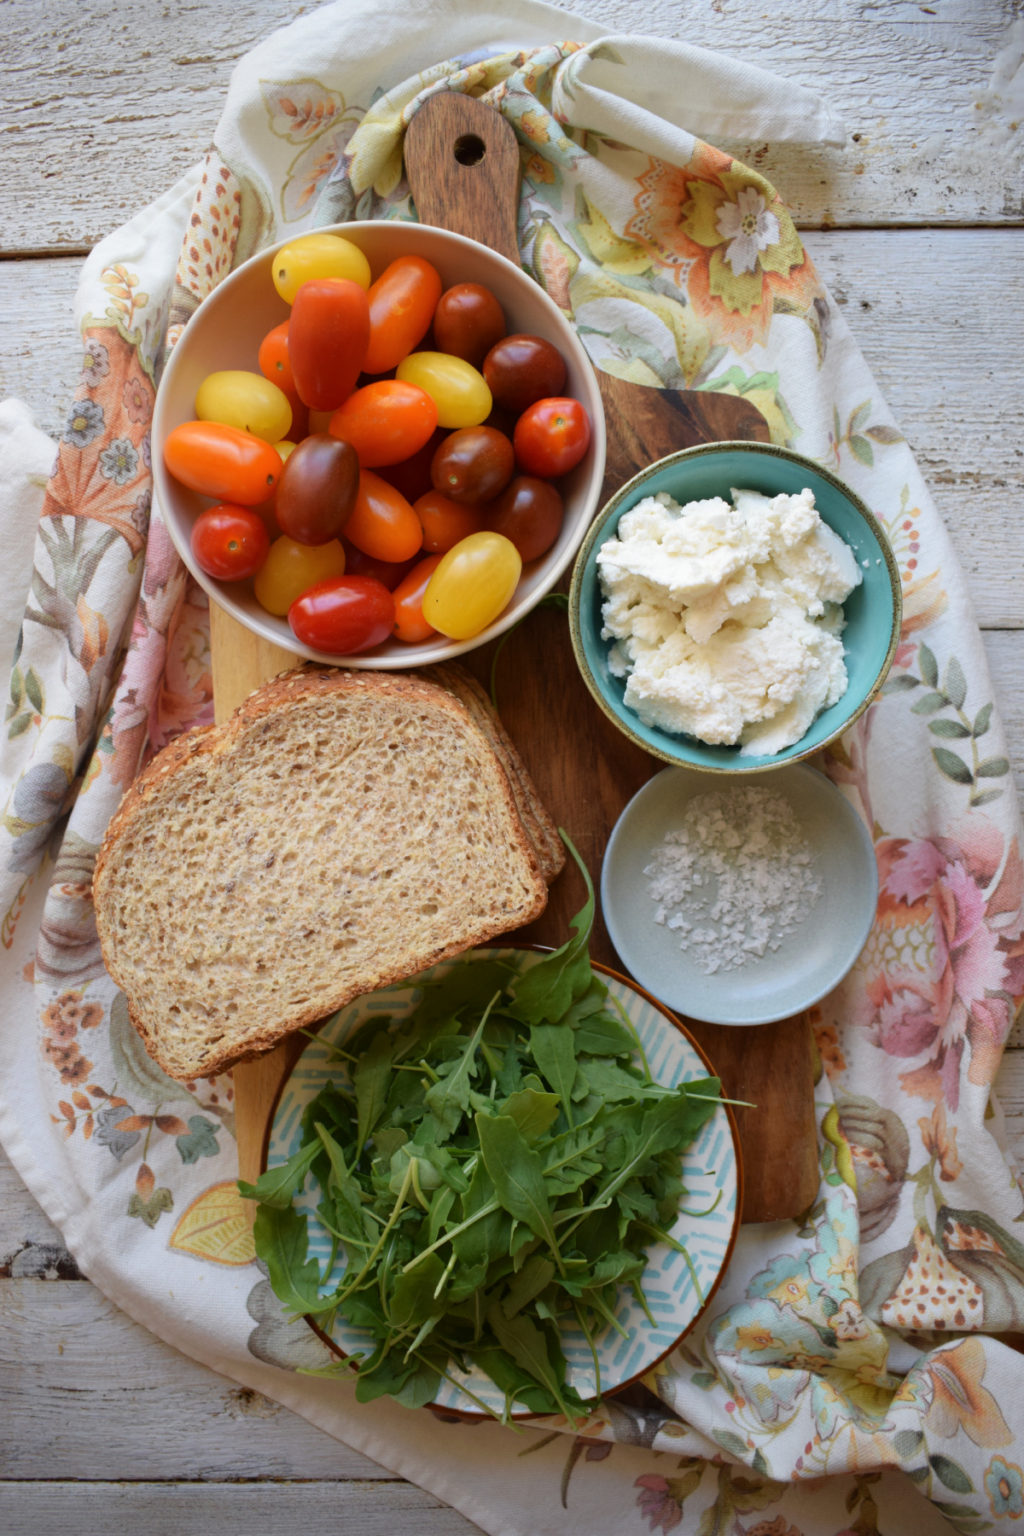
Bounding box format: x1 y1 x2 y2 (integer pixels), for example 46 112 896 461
453 133 487 166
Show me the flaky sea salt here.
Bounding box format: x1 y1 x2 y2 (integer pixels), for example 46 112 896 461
643 786 822 975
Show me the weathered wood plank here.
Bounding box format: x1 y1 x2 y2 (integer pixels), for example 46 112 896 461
0 0 1021 253
0 1481 481 1535
0 1274 394 1481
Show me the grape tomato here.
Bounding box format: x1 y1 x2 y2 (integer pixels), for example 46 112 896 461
483 475 564 562
329 380 438 468
164 421 283 505
288 575 395 655
254 535 347 616
396 352 492 429
191 504 270 582
483 334 567 415
195 369 293 444
414 490 482 554
432 283 506 366
430 425 515 505
342 540 415 590
513 396 592 479
274 433 359 545
422 531 522 640
272 232 371 303
363 256 443 376
345 470 424 564
288 278 370 410
392 554 444 644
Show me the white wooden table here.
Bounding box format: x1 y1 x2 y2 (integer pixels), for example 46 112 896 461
1 1 1022 1529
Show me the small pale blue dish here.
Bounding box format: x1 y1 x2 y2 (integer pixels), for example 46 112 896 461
601 765 879 1026
569 441 902 773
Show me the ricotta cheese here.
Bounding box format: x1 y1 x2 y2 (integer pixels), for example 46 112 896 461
596 485 862 754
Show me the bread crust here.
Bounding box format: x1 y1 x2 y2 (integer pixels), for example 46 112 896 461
93 666 555 1081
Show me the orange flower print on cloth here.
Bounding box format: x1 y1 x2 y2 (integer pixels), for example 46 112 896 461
624 143 823 354
915 1337 1012 1449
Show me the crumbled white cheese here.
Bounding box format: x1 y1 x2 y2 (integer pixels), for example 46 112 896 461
643 785 821 974
597 486 862 755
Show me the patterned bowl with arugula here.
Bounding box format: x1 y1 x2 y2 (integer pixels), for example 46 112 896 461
258 948 741 1421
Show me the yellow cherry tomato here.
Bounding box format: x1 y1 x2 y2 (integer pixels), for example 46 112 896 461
422 531 522 639
195 370 293 443
253 535 347 616
271 233 372 303
395 351 492 429
274 440 297 461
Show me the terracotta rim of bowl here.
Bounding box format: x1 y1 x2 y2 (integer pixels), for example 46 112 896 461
567 439 903 773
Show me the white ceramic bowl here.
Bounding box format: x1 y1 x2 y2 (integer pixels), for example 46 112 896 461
153 222 606 668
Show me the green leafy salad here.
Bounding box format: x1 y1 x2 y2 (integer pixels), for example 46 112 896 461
240 850 722 1423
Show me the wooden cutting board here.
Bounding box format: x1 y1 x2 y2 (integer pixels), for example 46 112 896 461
224 91 820 1225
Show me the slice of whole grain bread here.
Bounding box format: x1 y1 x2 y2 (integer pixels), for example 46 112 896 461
93 667 553 1081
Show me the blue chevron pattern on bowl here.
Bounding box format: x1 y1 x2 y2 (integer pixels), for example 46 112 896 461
267 949 742 1417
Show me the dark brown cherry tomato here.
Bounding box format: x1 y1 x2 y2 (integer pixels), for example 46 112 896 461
414 490 482 554
275 433 359 545
191 504 270 581
288 575 395 655
392 553 444 644
513 397 591 479
482 334 568 415
482 476 564 562
432 283 506 367
430 425 515 505
375 427 447 503
288 278 370 410
341 539 416 591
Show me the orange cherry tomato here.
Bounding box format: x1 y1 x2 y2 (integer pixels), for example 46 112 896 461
344 471 424 564
363 256 443 375
392 553 444 644
413 490 482 554
289 278 370 410
257 320 298 398
163 421 282 505
329 380 438 467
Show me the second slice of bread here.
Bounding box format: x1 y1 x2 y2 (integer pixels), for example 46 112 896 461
93 668 552 1081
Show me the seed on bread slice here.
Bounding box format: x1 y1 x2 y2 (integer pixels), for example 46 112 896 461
93 668 552 1081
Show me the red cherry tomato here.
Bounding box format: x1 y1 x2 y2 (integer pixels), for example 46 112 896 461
344 471 424 564
483 475 564 561
190 504 270 581
392 553 444 644
274 434 360 545
414 490 482 554
288 278 370 410
164 421 282 505
513 397 592 479
432 283 506 366
363 256 443 375
288 575 395 655
328 380 438 467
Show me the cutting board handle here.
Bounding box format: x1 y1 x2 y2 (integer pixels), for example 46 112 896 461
404 91 523 263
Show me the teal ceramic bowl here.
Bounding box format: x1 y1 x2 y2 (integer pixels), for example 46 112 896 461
568 441 902 772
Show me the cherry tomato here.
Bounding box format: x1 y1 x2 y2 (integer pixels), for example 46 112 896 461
396 351 492 428
374 427 447 503
342 540 416 590
164 421 282 505
432 283 506 366
422 531 522 640
513 397 592 479
190 504 270 581
414 490 482 553
288 575 395 655
483 335 568 415
328 380 438 467
430 425 515 505
257 321 297 394
392 553 444 644
289 278 370 410
345 470 424 563
483 476 565 562
253 536 347 616
363 256 443 375
271 232 371 303
275 433 359 545
194 369 293 443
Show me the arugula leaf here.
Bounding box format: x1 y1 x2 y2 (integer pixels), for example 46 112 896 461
424 1011 488 1136
507 835 595 1023
238 1138 320 1209
500 1086 560 1142
252 1203 327 1316
475 1112 563 1267
354 1030 394 1155
529 1023 578 1121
